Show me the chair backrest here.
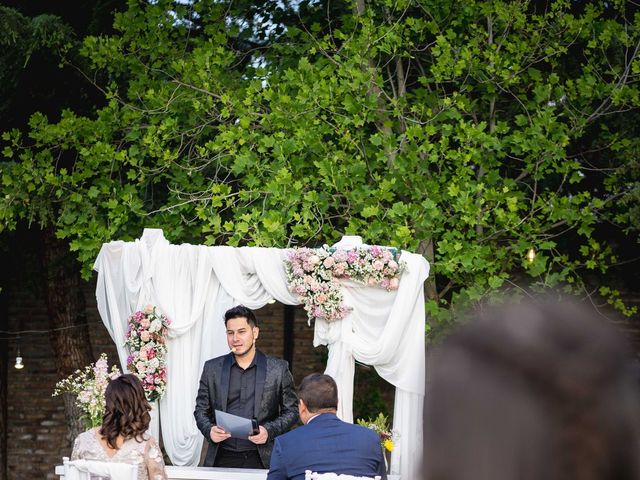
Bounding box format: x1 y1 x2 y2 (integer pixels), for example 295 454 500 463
62 456 138 480
304 470 381 480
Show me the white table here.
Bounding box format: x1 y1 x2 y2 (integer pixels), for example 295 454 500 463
55 465 400 479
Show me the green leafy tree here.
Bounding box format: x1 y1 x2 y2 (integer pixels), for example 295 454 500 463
1 0 639 341
0 1 125 449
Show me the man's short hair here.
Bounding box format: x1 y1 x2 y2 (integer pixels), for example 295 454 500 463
298 373 338 412
224 305 258 327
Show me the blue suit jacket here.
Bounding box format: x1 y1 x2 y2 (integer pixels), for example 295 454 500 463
267 413 387 480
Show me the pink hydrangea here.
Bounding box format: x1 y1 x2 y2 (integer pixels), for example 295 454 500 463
333 250 348 262
346 251 359 263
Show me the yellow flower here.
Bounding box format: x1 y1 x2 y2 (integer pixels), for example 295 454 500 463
383 439 394 452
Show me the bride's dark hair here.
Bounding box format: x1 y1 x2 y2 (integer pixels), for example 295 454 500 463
100 374 151 449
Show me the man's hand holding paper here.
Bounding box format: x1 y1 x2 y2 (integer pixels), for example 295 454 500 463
215 410 259 439
209 425 231 443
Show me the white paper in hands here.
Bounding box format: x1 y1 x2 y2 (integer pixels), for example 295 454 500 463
214 410 257 439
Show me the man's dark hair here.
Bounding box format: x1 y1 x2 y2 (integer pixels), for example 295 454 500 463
298 373 338 412
224 305 258 327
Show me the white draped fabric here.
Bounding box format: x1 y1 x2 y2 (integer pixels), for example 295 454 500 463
93 229 429 480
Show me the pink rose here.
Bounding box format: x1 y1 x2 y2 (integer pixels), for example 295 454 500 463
388 260 398 270
367 277 377 286
370 246 382 257
309 255 321 265
389 277 400 289
372 259 384 271
323 256 335 268
144 304 154 314
347 251 359 264
140 331 151 342
333 263 346 276
140 317 151 328
316 294 327 303
295 284 307 295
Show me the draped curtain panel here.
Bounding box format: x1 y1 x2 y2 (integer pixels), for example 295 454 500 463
93 229 429 480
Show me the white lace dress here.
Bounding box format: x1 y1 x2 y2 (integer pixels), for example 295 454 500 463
71 427 168 480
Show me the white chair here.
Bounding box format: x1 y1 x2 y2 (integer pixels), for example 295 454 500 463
62 457 138 480
304 470 381 480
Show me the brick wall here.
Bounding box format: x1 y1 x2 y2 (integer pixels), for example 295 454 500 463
4 284 119 480
1 280 328 479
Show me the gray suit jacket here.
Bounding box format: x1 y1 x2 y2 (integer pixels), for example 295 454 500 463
193 350 299 468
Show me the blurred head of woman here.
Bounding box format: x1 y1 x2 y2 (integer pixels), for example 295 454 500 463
424 300 640 480
100 373 151 450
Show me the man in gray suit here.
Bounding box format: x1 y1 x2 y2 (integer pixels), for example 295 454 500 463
194 305 299 469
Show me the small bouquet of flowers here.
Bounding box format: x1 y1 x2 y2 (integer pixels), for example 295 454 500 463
124 305 170 402
53 353 121 428
357 412 396 453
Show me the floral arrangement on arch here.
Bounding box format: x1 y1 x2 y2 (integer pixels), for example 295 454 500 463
53 353 121 428
357 413 396 453
285 245 406 323
124 305 170 402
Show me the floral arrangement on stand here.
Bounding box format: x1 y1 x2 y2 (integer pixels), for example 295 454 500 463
357 413 396 453
124 305 170 402
285 245 406 323
53 353 121 428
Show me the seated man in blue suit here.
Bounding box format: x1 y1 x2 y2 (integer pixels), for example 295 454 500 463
267 373 387 480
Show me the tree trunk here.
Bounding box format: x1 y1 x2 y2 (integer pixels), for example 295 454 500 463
0 290 7 480
41 227 94 444
418 239 438 302
354 0 399 167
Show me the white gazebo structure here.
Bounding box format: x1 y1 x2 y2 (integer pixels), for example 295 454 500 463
88 228 429 480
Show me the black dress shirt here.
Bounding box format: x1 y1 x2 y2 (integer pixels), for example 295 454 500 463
221 355 257 452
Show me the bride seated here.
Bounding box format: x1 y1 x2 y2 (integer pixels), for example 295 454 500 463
70 374 168 480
